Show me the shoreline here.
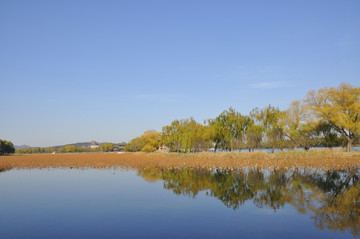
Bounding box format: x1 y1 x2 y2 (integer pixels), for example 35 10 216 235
1 150 360 171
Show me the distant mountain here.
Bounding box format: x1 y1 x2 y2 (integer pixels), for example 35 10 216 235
52 142 99 149
15 141 126 150
15 145 31 149
52 141 126 148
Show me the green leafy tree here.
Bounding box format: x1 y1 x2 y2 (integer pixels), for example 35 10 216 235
310 121 346 148
258 105 284 153
124 137 143 152
101 143 114 152
207 117 224 152
278 100 312 150
208 108 251 151
246 108 264 152
162 119 211 153
0 139 15 155
161 120 182 152
193 124 212 152
58 145 86 153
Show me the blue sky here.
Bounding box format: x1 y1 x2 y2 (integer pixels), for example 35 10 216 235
1 0 359 147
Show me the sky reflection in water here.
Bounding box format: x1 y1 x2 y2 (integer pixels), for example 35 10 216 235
0 167 358 239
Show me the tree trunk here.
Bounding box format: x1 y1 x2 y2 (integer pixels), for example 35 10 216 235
346 138 354 152
271 146 275 153
338 128 355 152
294 145 297 151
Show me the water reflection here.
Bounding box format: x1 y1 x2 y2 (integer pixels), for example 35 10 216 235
137 167 360 237
0 168 8 173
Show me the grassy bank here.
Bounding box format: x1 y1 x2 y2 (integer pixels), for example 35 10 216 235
0 149 359 171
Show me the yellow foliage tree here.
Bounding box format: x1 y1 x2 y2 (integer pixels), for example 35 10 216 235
305 83 360 151
140 130 161 152
124 130 160 152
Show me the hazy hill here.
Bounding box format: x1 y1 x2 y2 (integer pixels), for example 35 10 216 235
15 145 31 149
52 142 99 149
15 141 126 149
52 141 126 149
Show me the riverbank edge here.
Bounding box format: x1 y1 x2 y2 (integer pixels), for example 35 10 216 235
1 150 360 171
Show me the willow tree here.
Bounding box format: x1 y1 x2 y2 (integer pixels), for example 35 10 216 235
258 105 284 153
161 120 182 152
278 100 311 150
246 108 264 152
305 83 360 151
177 118 210 153
207 117 224 152
208 108 251 151
162 118 210 153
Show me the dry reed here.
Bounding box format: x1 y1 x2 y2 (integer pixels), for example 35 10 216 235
0 149 359 171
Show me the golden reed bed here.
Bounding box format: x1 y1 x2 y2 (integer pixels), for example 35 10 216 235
1 150 360 171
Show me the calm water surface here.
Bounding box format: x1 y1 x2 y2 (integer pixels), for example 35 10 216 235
0 167 359 239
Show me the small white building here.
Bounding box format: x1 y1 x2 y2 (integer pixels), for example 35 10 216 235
90 140 99 149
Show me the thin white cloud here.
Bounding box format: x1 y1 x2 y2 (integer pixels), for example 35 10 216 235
249 81 292 89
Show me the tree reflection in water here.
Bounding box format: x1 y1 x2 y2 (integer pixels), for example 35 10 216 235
137 167 360 237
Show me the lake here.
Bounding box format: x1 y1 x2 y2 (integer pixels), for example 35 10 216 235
0 167 359 238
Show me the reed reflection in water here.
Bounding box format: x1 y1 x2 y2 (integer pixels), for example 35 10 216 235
137 167 360 237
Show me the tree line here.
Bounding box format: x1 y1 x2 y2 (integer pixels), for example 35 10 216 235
15 143 117 154
125 83 359 152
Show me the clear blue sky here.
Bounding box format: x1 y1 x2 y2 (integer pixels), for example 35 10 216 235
1 0 359 147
